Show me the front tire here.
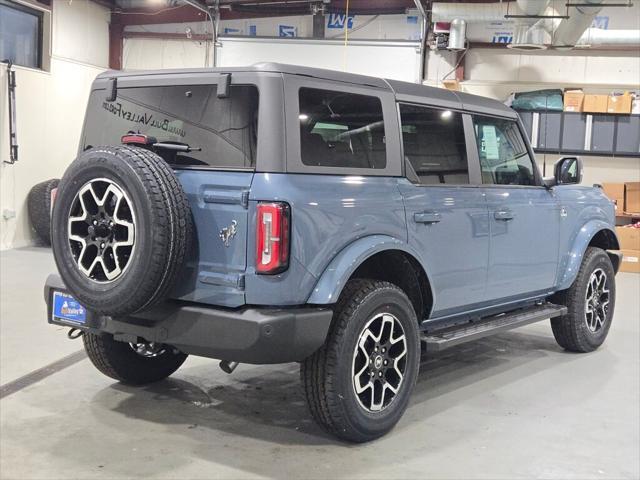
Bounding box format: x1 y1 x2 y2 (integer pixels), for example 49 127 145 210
550 247 616 353
301 279 420 443
83 333 188 385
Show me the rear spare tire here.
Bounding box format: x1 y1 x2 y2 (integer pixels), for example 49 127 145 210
28 178 59 246
51 146 192 317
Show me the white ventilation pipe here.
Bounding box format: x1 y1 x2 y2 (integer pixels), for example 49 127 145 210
431 2 510 23
577 28 640 46
509 0 551 50
448 18 467 50
516 0 550 17
432 1 548 24
547 0 605 48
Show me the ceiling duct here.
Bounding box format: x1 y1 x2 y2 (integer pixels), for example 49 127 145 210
534 0 605 49
507 0 550 50
552 0 604 48
432 2 509 23
577 28 640 46
508 23 548 50
448 18 467 51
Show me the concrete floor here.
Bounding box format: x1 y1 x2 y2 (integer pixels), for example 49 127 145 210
1 247 639 479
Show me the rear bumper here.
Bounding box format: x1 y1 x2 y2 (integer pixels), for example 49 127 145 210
44 274 333 364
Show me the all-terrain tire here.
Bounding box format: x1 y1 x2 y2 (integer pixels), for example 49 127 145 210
550 247 616 353
51 146 192 317
301 279 420 443
27 178 59 246
83 333 187 385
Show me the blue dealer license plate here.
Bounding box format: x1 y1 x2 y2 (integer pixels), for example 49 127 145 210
52 291 87 325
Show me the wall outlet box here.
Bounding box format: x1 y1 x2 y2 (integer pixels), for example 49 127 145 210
3 209 16 220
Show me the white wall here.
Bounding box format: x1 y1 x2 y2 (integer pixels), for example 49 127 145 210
0 0 109 250
215 37 421 83
123 37 213 69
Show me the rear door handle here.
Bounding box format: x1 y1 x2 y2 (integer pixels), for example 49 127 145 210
494 209 515 221
414 211 442 224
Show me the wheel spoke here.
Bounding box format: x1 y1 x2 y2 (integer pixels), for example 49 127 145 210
584 268 610 333
355 376 373 395
352 312 408 414
67 179 136 283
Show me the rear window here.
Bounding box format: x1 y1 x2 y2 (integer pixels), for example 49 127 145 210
299 87 386 169
83 84 258 169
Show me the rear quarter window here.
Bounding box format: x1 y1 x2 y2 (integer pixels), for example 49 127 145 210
82 84 258 169
298 87 386 169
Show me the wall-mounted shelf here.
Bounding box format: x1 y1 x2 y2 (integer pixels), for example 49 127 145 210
516 110 640 157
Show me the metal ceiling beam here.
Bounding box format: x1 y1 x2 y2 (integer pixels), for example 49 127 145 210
111 0 505 25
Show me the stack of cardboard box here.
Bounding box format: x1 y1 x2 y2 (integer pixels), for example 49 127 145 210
603 182 640 273
616 225 640 273
603 182 640 215
563 89 637 114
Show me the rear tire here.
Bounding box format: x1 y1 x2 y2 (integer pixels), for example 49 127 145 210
27 179 59 246
550 247 616 353
83 333 187 385
51 146 192 317
301 279 420 443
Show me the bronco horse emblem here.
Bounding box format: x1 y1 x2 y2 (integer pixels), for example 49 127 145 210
219 220 238 247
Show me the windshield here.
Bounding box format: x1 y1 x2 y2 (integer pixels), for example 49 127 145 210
82 84 259 169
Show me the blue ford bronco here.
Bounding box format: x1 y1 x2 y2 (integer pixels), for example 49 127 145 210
46 63 621 442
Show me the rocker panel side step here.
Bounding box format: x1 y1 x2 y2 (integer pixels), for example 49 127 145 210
422 303 567 352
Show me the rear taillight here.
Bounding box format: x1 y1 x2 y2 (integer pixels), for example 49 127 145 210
121 133 155 145
256 202 290 274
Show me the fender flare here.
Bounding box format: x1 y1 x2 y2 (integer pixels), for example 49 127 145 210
307 235 428 305
557 220 619 290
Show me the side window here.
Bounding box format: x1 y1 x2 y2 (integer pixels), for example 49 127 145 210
472 116 537 186
299 88 386 169
399 104 469 185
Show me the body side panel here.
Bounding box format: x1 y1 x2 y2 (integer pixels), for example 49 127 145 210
398 180 490 316
553 185 618 290
483 186 561 300
245 173 407 305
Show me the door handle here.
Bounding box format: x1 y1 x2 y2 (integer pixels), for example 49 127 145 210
494 209 515 221
414 211 442 224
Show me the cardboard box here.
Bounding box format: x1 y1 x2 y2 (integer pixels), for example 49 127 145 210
607 92 632 114
583 94 609 113
602 182 625 211
616 226 640 250
442 79 460 91
625 182 640 214
564 89 584 112
619 249 640 273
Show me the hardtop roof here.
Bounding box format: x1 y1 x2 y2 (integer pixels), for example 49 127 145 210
96 62 516 118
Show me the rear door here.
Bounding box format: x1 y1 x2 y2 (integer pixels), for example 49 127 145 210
397 104 490 318
469 114 560 302
81 72 282 307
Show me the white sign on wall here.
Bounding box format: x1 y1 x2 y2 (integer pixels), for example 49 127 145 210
279 25 297 37
327 13 354 29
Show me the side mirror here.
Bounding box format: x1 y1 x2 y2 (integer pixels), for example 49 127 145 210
544 156 583 187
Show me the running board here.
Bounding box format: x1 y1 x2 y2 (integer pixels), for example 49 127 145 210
422 303 567 352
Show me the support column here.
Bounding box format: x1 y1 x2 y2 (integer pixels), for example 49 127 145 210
312 3 325 39
109 19 124 70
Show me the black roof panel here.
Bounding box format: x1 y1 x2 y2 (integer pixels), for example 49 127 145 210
97 62 515 118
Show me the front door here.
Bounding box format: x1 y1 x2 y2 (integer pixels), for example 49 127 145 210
398 104 489 318
470 115 560 302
